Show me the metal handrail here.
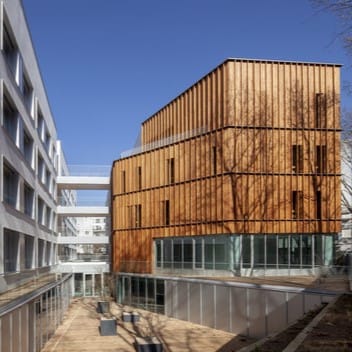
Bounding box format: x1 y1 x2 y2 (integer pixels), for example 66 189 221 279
58 254 109 262
0 274 72 317
120 126 207 158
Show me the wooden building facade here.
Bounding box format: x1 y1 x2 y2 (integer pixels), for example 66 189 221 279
112 59 341 275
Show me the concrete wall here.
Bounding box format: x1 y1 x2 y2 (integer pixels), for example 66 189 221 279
164 278 334 339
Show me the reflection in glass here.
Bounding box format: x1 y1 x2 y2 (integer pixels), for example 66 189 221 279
242 235 251 268
253 235 265 268
266 236 277 269
278 236 289 268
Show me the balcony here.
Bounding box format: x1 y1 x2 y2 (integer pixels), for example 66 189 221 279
57 235 109 245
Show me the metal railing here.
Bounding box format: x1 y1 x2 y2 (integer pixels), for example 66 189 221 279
66 165 111 177
58 254 110 263
58 196 109 207
0 274 72 352
120 126 207 158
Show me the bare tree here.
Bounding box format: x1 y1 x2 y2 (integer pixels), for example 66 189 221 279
311 0 352 55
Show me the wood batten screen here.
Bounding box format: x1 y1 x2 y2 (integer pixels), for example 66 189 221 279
111 59 341 273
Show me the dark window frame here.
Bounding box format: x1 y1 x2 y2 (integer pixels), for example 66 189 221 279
292 145 303 173
315 93 327 128
166 158 175 184
292 190 304 219
315 145 327 174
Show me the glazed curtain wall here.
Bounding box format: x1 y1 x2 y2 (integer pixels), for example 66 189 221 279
154 234 335 275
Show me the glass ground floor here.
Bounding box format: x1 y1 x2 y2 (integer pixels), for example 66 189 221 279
117 275 165 314
154 233 336 276
73 272 110 297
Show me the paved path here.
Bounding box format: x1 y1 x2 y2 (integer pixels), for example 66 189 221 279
42 298 256 352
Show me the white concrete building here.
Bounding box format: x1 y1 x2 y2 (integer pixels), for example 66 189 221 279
0 0 67 292
0 0 110 295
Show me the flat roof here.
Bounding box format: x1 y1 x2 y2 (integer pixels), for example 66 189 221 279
225 57 342 67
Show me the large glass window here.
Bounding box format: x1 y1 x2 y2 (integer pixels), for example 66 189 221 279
38 197 44 225
302 235 312 267
37 109 45 141
147 278 155 311
44 131 51 156
278 236 289 268
314 235 323 266
4 229 19 273
163 239 172 268
156 279 165 314
23 130 34 167
266 236 277 269
290 235 301 268
3 23 17 76
119 276 164 314
183 239 193 269
38 154 45 183
242 235 251 268
153 234 331 273
131 277 139 305
323 235 334 266
38 239 45 267
85 274 93 296
253 235 265 269
138 278 146 307
74 273 83 296
204 238 213 269
173 239 182 269
24 183 34 218
214 237 228 270
45 206 51 228
25 235 34 269
3 95 18 144
195 238 202 268
45 241 51 266
3 162 19 208
23 73 34 115
45 170 51 192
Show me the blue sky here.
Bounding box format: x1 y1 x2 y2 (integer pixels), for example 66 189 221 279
22 0 351 166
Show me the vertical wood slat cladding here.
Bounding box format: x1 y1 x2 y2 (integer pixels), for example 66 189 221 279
112 59 341 273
